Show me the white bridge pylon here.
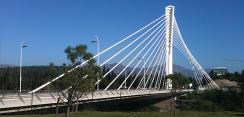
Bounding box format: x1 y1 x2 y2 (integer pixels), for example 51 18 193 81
165 5 174 75
29 5 218 93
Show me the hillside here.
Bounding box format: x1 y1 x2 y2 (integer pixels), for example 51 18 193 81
104 63 193 77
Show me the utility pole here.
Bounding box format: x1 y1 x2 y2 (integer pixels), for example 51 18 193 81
91 36 100 91
19 42 27 93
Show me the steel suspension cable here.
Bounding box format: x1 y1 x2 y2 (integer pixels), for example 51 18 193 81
128 29 166 90
103 22 167 90
117 24 167 90
29 15 166 93
173 17 218 88
144 35 167 89
173 21 217 89
135 33 167 90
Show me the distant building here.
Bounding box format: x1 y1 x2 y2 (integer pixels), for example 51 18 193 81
213 67 228 76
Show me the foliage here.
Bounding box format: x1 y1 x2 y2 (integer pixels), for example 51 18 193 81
56 44 102 117
167 73 191 89
64 45 95 65
180 90 244 112
209 70 244 84
0 65 66 92
0 65 137 91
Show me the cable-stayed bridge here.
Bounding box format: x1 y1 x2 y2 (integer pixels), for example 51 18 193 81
0 5 218 113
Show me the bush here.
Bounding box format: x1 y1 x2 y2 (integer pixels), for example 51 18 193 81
180 90 244 112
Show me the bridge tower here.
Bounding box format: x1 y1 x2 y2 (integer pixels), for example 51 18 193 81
165 5 174 75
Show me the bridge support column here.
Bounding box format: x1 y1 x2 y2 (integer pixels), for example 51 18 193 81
165 5 174 75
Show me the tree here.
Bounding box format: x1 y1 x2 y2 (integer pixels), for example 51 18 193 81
241 70 244 83
47 63 58 91
54 44 101 117
166 73 191 89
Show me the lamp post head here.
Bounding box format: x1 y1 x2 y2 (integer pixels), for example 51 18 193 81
21 42 28 48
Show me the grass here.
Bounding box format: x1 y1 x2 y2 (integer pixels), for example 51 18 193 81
1 111 244 117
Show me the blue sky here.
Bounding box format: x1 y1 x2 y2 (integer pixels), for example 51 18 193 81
0 0 244 72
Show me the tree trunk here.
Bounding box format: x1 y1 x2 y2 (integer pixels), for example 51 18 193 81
66 106 70 117
55 97 60 117
75 100 79 112
66 91 73 117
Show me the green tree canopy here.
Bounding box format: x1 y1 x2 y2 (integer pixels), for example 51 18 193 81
55 44 102 117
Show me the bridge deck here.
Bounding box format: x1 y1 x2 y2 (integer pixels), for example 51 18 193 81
0 89 192 114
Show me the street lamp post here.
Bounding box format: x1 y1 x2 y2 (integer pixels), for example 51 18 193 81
92 36 100 91
19 42 27 93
